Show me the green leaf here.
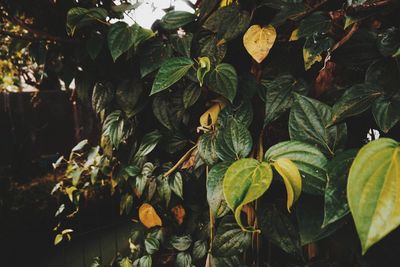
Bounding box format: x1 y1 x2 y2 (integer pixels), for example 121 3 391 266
212 215 252 256
108 22 135 61
138 255 152 267
111 3 141 13
303 34 334 70
365 59 400 93
86 31 104 60
198 33 227 65
297 12 331 39
198 131 219 166
196 56 211 86
170 172 184 199
140 39 172 77
171 235 192 251
66 7 107 35
72 139 88 152
150 57 194 95
218 100 253 128
347 138 400 254
206 63 238 102
297 196 345 245
175 252 192 267
323 149 357 227
120 193 134 215
265 141 328 195
261 1 307 26
183 83 201 109
262 74 308 125
258 203 302 256
192 240 208 261
152 91 185 130
116 79 144 118
207 162 231 218
372 94 400 133
66 162 83 185
215 119 252 162
272 158 302 211
223 158 273 231
171 33 193 58
135 130 163 158
92 83 114 113
103 110 126 149
157 175 172 207
209 254 242 267
203 5 250 42
331 84 382 124
289 94 347 156
145 237 160 254
160 11 196 30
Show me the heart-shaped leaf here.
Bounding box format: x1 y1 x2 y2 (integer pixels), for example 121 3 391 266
223 158 273 231
206 63 238 102
347 138 400 254
243 25 276 63
150 57 194 95
215 118 252 162
289 94 347 156
265 141 328 195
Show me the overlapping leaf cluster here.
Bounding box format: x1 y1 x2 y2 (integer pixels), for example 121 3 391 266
3 0 400 266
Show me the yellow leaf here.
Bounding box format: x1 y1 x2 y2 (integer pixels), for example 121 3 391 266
243 25 276 63
303 48 322 71
65 186 77 202
139 203 162 228
273 158 302 212
54 234 63 245
290 29 299 41
220 0 235 7
199 100 227 128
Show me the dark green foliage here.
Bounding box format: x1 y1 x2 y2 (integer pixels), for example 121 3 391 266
3 0 400 266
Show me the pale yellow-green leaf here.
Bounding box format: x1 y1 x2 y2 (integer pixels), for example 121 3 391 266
139 203 163 228
65 186 77 202
243 25 276 63
54 234 63 245
347 138 400 254
273 158 302 211
223 158 273 231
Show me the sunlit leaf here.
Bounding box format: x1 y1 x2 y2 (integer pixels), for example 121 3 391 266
243 25 276 63
223 159 273 231
347 138 400 254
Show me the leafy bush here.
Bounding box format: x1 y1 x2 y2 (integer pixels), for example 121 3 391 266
2 0 400 266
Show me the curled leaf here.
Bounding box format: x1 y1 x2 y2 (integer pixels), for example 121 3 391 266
223 159 273 231
273 158 302 211
199 100 227 128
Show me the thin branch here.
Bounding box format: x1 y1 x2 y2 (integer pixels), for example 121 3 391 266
347 0 394 15
10 16 77 43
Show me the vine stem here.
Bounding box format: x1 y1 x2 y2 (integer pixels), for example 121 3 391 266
163 145 198 177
